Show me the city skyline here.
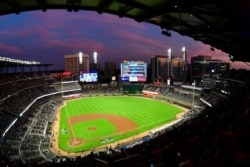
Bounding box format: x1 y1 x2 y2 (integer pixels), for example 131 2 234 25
0 10 249 70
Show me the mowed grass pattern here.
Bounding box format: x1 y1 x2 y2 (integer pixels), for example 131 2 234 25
58 96 183 152
72 119 116 140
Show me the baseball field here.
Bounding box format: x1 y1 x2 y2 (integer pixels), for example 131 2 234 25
57 96 184 153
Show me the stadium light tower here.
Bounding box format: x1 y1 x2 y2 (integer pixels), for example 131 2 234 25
167 48 172 77
182 46 186 61
79 51 83 73
77 51 83 81
182 46 187 82
79 51 83 65
93 51 98 64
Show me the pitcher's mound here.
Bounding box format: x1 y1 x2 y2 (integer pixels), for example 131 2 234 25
88 126 97 131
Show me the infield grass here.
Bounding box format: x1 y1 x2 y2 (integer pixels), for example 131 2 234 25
58 96 184 153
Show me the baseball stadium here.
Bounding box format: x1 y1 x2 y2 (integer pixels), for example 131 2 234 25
1 73 250 167
1 1 250 167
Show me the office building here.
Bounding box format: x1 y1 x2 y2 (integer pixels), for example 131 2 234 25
64 52 89 74
171 57 185 81
104 61 116 76
90 62 101 73
191 55 230 88
151 55 170 84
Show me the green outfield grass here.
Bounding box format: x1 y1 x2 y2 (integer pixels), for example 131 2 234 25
58 96 184 153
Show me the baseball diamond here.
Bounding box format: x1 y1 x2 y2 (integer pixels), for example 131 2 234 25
51 96 186 156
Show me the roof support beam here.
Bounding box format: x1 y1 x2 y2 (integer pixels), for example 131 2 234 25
5 0 22 14
67 0 82 12
97 0 116 14
118 5 134 18
118 0 151 9
36 0 47 12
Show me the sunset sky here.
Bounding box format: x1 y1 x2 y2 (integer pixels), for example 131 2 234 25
0 10 249 70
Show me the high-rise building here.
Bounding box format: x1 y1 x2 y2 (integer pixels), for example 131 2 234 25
191 55 230 88
191 55 212 63
151 55 170 83
171 57 185 80
64 52 89 74
89 62 101 73
151 52 188 84
104 61 116 76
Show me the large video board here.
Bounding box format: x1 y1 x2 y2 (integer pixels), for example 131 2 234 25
120 61 147 82
79 73 98 83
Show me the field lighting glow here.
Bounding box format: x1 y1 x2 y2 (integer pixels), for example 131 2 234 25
93 51 97 64
168 48 171 62
79 52 83 64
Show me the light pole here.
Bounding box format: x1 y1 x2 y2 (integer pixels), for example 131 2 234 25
78 52 83 80
182 46 187 82
192 80 195 109
167 48 171 78
93 51 97 64
182 46 186 62
93 51 98 73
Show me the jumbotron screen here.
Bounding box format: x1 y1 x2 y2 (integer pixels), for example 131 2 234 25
79 73 98 83
120 61 147 82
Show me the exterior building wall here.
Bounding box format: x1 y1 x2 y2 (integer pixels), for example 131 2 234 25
64 53 89 74
191 55 230 87
151 55 170 83
104 61 116 76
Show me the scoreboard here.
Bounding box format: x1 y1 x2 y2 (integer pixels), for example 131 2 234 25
79 72 98 83
120 61 147 82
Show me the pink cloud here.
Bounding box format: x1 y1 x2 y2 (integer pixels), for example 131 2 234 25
114 30 166 49
42 37 108 55
0 43 23 54
230 61 250 70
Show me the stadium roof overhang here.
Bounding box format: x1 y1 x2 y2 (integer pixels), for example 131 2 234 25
0 0 250 62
